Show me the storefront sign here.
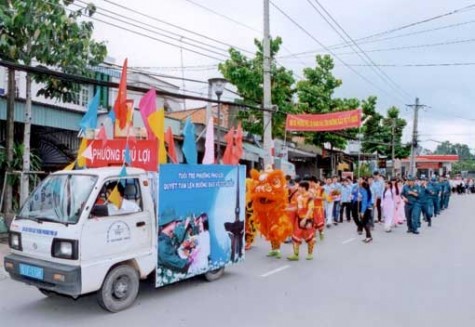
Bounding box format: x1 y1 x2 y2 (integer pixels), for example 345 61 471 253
286 109 362 132
86 139 157 170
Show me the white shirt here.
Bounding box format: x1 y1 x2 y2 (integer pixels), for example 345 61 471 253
108 199 141 215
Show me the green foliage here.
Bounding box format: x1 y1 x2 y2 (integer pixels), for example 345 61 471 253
296 55 360 149
218 37 295 137
355 162 372 178
0 0 108 102
434 141 473 161
452 160 475 173
361 98 410 158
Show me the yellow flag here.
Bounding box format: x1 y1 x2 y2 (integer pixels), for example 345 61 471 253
77 138 88 168
63 161 76 171
108 185 122 209
147 108 167 164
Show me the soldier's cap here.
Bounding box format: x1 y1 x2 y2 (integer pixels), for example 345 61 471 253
420 177 427 181
407 176 415 181
159 208 183 227
431 177 437 182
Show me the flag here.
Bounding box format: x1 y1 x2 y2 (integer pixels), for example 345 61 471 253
165 126 178 163
119 165 127 186
63 161 76 171
97 125 108 146
108 185 122 209
79 90 100 131
139 89 156 138
77 138 88 168
147 109 167 164
108 109 116 123
114 58 128 129
182 117 197 164
202 117 215 164
124 144 132 165
81 144 94 162
221 128 235 165
232 123 243 164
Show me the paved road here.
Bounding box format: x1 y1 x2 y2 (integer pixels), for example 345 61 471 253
1 195 474 326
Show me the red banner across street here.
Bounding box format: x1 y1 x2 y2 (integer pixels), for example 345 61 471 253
285 109 362 132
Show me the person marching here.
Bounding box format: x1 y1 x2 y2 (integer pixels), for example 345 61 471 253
401 177 421 234
359 180 373 243
429 176 441 217
419 177 434 227
309 177 325 241
323 178 334 228
382 180 395 232
288 181 316 261
443 177 451 209
339 178 353 223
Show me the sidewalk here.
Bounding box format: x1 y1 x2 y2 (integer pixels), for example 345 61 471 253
0 242 9 268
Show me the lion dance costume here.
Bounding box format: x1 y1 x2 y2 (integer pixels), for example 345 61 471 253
249 167 293 258
245 178 258 250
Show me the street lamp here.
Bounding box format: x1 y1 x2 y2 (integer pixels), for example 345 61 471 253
356 133 363 179
208 77 228 163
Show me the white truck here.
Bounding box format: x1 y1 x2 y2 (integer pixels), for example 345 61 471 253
4 164 245 312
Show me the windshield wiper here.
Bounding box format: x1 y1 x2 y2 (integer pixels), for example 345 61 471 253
36 218 70 227
15 216 43 224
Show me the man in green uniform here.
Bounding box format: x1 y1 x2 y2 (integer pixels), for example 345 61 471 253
157 209 193 273
401 177 421 234
429 176 441 217
420 177 434 227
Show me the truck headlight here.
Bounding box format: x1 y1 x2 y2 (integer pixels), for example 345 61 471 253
9 232 22 251
52 239 78 260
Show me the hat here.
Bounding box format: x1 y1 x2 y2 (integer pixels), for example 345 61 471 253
420 177 427 181
407 176 415 181
431 177 437 182
159 208 182 227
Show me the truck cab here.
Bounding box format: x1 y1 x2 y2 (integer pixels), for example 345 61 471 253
4 167 157 312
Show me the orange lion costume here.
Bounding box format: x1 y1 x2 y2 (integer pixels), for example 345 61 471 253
249 167 293 258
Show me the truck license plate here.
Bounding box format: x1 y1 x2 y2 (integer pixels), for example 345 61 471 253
19 263 44 280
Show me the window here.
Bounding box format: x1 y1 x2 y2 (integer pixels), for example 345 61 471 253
95 178 143 217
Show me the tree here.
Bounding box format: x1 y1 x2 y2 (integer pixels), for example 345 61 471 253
434 141 473 160
361 99 410 158
296 55 360 150
0 0 107 207
218 37 295 137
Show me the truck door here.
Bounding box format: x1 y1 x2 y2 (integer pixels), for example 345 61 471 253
81 177 153 269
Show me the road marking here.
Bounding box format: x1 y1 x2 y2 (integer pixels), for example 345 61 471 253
260 265 290 277
342 237 356 245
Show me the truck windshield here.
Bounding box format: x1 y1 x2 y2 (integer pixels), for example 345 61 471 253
18 174 97 225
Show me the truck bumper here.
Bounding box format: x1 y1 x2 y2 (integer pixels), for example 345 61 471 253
4 254 81 298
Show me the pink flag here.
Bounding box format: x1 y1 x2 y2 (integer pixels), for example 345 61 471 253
97 125 108 146
139 89 156 139
221 127 235 165
202 117 215 164
232 123 243 164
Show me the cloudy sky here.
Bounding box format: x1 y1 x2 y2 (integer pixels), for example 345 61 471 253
82 0 475 151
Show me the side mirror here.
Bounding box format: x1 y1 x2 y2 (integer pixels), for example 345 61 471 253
90 204 109 217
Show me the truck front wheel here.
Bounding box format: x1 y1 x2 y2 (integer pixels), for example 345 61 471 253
97 265 139 313
204 267 225 282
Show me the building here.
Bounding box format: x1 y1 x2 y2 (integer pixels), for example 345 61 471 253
401 155 459 177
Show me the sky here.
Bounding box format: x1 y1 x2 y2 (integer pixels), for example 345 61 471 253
82 0 475 152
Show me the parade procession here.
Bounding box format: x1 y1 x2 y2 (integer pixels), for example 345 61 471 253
1 0 475 326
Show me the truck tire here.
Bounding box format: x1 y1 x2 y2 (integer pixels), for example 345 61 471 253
204 267 225 282
97 265 139 313
38 288 56 297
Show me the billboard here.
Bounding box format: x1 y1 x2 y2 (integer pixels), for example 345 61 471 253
286 109 362 132
156 164 245 287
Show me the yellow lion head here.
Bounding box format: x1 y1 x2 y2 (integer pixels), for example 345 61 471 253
249 168 287 211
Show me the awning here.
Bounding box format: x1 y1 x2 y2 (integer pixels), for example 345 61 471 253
243 143 266 162
288 147 316 159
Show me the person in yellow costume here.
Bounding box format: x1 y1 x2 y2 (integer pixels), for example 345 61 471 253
245 178 258 250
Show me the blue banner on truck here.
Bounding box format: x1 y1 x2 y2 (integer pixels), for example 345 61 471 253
156 164 245 287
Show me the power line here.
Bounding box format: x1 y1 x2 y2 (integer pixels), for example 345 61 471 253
340 62 475 67
278 5 475 58
100 0 254 55
269 0 407 104
306 0 412 100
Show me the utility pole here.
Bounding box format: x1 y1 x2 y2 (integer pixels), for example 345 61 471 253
263 0 273 168
3 68 15 214
391 118 396 178
407 97 426 178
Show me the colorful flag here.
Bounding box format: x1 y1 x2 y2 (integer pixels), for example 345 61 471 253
97 125 108 146
139 89 156 138
124 144 132 165
79 90 100 131
119 165 127 186
221 128 235 165
77 138 88 168
182 117 197 164
233 123 243 164
114 58 128 129
202 117 215 164
147 109 167 164
165 126 178 163
63 161 76 171
81 144 94 162
108 109 116 123
108 185 122 209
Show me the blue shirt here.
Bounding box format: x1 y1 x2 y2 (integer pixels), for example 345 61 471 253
371 179 384 198
359 186 370 214
340 184 352 202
